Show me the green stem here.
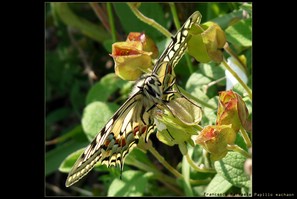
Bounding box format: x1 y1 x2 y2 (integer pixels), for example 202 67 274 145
127 3 172 38
224 42 248 74
178 86 217 110
106 3 116 43
169 3 181 29
147 140 211 186
240 126 252 148
148 144 184 179
222 59 252 100
185 153 216 173
227 144 251 158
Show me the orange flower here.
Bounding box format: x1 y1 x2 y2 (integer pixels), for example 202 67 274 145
216 90 250 132
110 32 158 81
196 125 236 160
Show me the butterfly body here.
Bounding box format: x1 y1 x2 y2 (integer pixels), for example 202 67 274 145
66 11 201 187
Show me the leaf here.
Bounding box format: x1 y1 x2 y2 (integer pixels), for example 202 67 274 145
46 139 88 176
204 174 232 194
107 170 150 196
199 63 225 82
211 10 244 30
214 151 250 189
86 73 126 104
59 148 85 173
225 18 252 47
203 96 218 124
186 72 212 106
82 101 119 141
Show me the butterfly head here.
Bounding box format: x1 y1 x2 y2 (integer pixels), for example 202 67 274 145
140 75 163 101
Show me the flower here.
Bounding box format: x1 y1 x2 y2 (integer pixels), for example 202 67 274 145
216 90 250 132
195 125 236 160
110 32 158 81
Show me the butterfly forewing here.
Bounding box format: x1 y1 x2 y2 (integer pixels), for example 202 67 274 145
65 92 155 187
153 11 201 89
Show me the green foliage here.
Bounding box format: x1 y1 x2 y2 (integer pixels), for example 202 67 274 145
214 152 251 191
82 101 119 141
46 2 252 197
108 170 151 196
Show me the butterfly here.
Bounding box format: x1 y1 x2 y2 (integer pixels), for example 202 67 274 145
65 11 201 187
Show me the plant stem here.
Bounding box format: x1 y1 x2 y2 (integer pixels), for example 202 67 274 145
127 3 172 38
185 153 216 173
148 144 184 179
240 126 252 148
89 3 110 33
106 3 116 43
169 3 181 29
222 58 252 100
178 86 217 110
227 144 251 158
224 42 247 74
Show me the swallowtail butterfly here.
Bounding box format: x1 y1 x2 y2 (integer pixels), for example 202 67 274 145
66 11 201 187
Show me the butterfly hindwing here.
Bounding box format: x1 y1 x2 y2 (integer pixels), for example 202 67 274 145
65 92 155 187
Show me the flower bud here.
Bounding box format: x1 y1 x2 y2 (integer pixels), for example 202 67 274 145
196 125 236 160
217 90 250 132
111 33 158 81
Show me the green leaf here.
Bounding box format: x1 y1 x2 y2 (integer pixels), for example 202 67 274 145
203 96 218 125
82 101 119 141
225 18 252 47
86 73 126 104
186 72 212 105
46 139 88 176
205 174 232 194
107 170 150 196
211 10 244 30
199 63 225 82
214 151 250 189
233 83 249 98
59 148 85 173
